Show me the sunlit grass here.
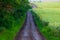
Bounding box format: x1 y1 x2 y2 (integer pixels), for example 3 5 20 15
33 2 60 8
33 8 60 27
32 2 60 40
32 2 60 27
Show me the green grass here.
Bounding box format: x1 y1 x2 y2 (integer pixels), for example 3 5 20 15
31 2 60 40
33 2 60 8
33 8 60 27
0 14 26 40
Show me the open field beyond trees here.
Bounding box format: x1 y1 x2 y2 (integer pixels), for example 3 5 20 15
32 2 60 40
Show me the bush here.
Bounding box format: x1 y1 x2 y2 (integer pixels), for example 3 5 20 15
0 0 30 32
0 27 5 32
56 26 60 32
0 10 14 29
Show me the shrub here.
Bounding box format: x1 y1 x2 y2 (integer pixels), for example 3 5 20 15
0 0 30 32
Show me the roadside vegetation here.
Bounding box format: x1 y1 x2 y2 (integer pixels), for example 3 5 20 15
31 2 60 40
0 0 31 40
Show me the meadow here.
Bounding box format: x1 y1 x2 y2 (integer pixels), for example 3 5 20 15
32 2 60 40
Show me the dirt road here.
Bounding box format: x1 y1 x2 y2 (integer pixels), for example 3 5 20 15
15 10 46 40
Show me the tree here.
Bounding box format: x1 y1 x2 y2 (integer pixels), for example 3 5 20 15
0 0 30 30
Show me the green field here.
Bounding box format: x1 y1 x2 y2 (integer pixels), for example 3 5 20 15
33 2 60 8
32 2 60 40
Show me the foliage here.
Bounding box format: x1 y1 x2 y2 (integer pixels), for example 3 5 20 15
0 0 30 40
0 0 29 31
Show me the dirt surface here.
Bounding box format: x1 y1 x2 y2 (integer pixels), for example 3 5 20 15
15 4 46 40
15 11 46 40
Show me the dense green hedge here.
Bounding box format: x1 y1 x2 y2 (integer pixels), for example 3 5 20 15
0 0 30 31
